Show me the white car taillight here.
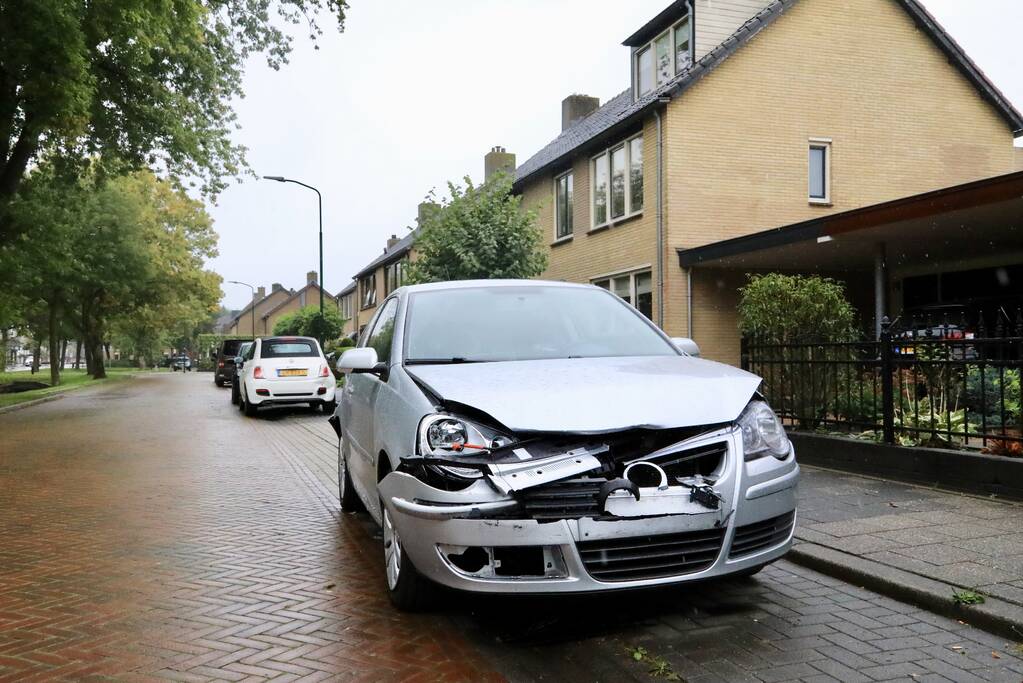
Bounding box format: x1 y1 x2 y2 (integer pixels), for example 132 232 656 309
319 365 329 377
253 366 263 379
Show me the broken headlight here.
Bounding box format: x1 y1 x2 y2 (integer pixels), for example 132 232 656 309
737 400 790 461
417 414 512 479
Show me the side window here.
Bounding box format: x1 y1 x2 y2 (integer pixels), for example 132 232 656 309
365 298 398 364
247 342 257 360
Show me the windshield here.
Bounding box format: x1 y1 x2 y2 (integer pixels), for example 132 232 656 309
220 340 245 356
404 286 677 363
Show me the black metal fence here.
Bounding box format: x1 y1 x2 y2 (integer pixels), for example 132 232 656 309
741 316 1023 454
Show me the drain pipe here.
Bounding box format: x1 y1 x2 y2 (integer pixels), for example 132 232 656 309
654 98 670 329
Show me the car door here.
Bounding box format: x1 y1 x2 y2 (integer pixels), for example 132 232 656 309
345 298 399 504
241 339 259 399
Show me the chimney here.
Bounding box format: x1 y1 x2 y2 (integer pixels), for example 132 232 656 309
417 201 440 228
484 146 516 181
271 282 283 292
386 234 400 249
256 286 266 300
306 271 317 285
562 94 599 131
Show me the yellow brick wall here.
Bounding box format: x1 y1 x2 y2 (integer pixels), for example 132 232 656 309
523 117 664 321
663 0 1017 364
228 289 292 336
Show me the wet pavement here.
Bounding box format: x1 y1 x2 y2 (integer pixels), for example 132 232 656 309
1 372 1022 682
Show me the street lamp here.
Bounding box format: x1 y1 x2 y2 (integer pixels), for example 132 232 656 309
228 280 256 338
262 175 324 318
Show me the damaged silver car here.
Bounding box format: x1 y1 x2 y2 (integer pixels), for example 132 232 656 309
330 280 798 610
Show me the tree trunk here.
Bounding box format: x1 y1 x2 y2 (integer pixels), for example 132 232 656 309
104 342 111 360
59 339 67 370
31 339 41 374
74 340 81 369
1 328 8 370
48 300 60 386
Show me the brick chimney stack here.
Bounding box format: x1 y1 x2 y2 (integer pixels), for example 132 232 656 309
306 271 317 285
484 146 516 181
386 234 399 249
255 286 266 300
562 94 599 131
271 282 283 292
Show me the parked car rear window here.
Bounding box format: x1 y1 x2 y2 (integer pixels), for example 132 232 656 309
405 286 677 363
260 340 319 358
220 340 245 356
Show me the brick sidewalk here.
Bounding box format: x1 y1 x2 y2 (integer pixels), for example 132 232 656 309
796 467 1023 608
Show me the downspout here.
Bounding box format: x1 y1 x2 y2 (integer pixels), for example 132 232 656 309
687 268 693 338
654 97 670 329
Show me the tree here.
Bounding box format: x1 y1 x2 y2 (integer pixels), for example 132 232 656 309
405 173 547 284
0 0 348 241
738 273 855 344
272 305 344 342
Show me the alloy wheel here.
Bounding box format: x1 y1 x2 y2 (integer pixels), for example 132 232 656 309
382 506 401 590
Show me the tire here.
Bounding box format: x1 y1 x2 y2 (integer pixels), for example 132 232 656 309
241 385 258 417
214 378 223 387
231 380 240 405
381 500 433 611
321 399 336 414
337 440 365 513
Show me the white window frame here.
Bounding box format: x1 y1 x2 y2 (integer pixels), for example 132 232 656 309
590 133 643 230
808 137 832 205
591 266 653 320
340 293 353 319
384 259 404 295
554 170 574 241
633 14 692 99
360 274 377 309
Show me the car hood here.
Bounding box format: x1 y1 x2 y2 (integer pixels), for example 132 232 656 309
405 355 762 433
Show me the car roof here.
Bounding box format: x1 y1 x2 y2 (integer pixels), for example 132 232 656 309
397 279 597 295
261 336 318 343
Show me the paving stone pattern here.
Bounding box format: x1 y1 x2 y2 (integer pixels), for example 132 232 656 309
2 373 1022 682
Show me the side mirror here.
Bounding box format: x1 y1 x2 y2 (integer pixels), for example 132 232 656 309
210 350 217 360
336 347 386 376
233 356 244 366
671 337 700 357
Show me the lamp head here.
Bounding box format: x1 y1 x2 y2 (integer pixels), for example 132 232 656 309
263 175 286 182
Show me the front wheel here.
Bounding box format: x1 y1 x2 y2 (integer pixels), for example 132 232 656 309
382 502 433 611
321 399 336 414
231 380 240 405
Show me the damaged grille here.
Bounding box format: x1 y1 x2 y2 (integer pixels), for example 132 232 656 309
728 511 795 558
576 528 726 582
518 479 603 520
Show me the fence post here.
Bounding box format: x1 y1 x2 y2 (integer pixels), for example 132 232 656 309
880 316 895 444
740 336 749 371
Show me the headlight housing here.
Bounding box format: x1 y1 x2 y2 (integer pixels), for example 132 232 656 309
417 414 513 478
737 400 790 461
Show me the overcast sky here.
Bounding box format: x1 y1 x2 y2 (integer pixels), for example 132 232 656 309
210 0 1023 310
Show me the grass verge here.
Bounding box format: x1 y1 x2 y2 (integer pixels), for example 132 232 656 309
0 368 156 409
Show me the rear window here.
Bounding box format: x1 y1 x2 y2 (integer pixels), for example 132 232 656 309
261 340 319 358
220 340 245 356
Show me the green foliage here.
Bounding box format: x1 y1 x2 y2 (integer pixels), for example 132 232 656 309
738 273 856 344
0 0 348 219
272 305 344 342
952 588 986 605
405 173 547 284
965 367 1021 430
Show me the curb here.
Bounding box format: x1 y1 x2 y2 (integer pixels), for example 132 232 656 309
0 394 65 415
788 541 1023 642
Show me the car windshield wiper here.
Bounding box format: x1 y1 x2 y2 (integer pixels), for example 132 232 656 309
404 357 487 365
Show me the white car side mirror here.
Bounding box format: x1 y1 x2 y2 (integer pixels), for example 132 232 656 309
671 337 700 357
336 347 379 373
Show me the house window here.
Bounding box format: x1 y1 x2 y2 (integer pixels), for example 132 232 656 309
591 134 643 228
593 270 653 320
360 274 377 309
636 46 654 96
339 294 353 319
809 139 831 203
384 259 404 295
634 14 692 98
555 171 573 239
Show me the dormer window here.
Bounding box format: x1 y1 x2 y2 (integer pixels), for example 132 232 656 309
633 15 691 98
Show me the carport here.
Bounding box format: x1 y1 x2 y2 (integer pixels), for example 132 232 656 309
677 171 1023 340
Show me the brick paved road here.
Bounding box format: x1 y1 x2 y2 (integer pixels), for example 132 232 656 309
2 372 1022 682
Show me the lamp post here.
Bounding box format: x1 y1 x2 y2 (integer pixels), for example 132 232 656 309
228 280 256 338
263 175 324 318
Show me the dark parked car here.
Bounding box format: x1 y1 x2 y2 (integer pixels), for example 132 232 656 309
214 338 250 387
171 355 192 372
230 341 253 405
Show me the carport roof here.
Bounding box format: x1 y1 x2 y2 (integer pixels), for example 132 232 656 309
676 171 1023 273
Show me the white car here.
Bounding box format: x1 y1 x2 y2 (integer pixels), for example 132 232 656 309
238 336 336 417
332 280 798 610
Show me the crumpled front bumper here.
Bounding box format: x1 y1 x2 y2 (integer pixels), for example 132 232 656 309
378 428 799 594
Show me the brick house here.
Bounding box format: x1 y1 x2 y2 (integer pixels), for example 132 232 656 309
227 283 292 337
258 271 337 336
513 0 1022 363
